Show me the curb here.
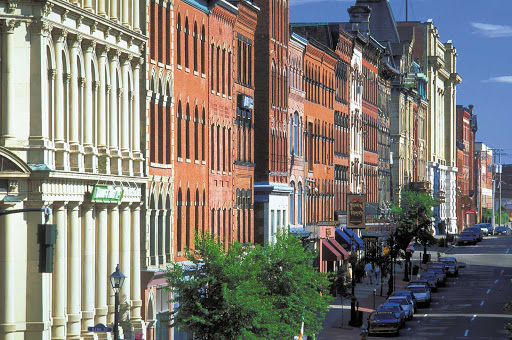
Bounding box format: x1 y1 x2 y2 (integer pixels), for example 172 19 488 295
443 245 455 254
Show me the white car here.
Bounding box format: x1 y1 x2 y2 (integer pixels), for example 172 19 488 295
387 296 414 320
406 285 431 306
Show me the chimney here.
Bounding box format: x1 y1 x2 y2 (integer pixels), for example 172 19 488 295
347 5 372 38
469 105 474 114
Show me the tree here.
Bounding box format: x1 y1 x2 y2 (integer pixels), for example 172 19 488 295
164 231 332 340
482 206 509 225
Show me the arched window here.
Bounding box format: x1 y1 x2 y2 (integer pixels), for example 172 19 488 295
176 14 181 66
290 182 295 225
194 106 199 160
193 22 198 72
294 112 299 156
202 108 206 161
216 125 220 170
177 101 182 158
195 189 200 235
184 17 189 68
177 189 182 252
46 47 54 143
298 182 302 224
201 26 206 74
202 189 206 236
186 189 191 248
150 193 156 264
222 126 226 172
165 194 171 261
210 124 215 170
185 104 190 159
289 115 293 155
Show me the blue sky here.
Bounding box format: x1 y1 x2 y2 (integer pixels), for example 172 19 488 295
290 0 512 163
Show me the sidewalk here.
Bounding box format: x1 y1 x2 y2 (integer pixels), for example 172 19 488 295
316 244 452 339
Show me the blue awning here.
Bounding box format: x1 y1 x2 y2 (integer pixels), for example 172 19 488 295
335 228 351 248
336 228 365 251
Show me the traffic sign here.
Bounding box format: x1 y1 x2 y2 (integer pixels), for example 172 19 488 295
88 323 113 332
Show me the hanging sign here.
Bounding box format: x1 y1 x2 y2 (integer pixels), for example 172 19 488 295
347 194 366 229
91 185 124 203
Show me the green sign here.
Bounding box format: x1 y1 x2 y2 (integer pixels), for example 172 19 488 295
91 185 124 203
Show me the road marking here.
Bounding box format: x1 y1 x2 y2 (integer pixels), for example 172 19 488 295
507 249 510 254
407 328 411 331
464 329 469 337
471 315 476 321
501 269 505 275
495 279 499 284
480 301 485 306
487 289 491 294
417 320 420 323
424 314 428 317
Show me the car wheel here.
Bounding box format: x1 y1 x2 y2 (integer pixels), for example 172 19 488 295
395 329 400 337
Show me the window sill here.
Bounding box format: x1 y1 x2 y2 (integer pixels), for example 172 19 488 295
194 160 200 164
202 160 206 165
177 157 183 162
185 67 190 73
186 158 191 163
202 73 206 78
177 65 182 70
193 71 199 76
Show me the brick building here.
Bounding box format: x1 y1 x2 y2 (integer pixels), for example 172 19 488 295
456 105 477 231
475 142 493 218
253 0 292 245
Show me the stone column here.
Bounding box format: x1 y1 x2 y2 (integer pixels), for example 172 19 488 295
83 40 97 173
107 204 120 324
81 204 96 338
69 35 84 172
67 203 81 339
84 0 93 12
97 45 110 174
109 0 118 22
130 204 144 335
0 20 20 145
52 203 68 340
97 0 106 16
53 29 70 170
158 210 166 264
122 0 130 27
109 50 121 174
0 202 22 340
119 203 131 328
95 205 108 325
132 0 140 32
121 55 133 175
131 58 143 176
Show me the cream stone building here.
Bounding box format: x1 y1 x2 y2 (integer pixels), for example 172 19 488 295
0 0 147 338
399 20 462 234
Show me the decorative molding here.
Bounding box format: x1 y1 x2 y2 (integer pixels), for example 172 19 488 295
0 19 21 33
116 32 122 44
61 9 69 23
7 2 18 13
76 15 84 29
91 21 98 34
104 26 111 39
43 3 54 16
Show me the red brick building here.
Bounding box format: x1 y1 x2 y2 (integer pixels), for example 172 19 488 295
456 105 477 231
253 0 292 245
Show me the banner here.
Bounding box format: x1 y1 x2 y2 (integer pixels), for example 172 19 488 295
347 194 366 229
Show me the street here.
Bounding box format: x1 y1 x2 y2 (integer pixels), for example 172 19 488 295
318 234 512 339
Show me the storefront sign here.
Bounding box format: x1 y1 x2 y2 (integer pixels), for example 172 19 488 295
91 185 124 203
347 194 365 229
239 95 254 110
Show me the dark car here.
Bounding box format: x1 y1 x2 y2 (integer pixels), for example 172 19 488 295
465 226 483 241
426 266 447 286
457 230 478 245
439 260 459 276
418 272 438 291
495 226 508 235
407 284 431 306
391 290 418 312
376 302 406 327
368 311 401 336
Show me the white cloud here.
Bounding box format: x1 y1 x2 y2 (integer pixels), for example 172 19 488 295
484 76 512 84
471 22 512 38
290 0 352 5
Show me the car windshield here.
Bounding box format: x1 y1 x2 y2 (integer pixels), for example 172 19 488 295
389 297 408 304
393 291 410 296
460 231 474 236
378 305 399 312
497 227 507 231
371 313 396 321
408 286 427 293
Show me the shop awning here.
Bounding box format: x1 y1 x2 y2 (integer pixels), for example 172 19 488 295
335 227 351 247
338 227 365 250
327 238 349 259
321 239 342 261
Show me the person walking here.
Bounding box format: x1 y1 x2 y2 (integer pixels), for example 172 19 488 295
375 265 381 285
364 262 373 284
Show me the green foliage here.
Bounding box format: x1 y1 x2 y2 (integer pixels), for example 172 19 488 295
165 231 332 340
482 207 509 225
388 190 438 259
330 264 352 299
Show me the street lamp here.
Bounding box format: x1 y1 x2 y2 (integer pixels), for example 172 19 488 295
349 237 358 327
109 264 126 340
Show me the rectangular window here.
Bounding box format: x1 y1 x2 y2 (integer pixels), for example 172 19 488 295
248 45 252 86
222 50 226 95
211 44 214 90
216 47 220 93
237 40 241 83
228 52 232 96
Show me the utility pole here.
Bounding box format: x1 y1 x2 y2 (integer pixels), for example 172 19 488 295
405 0 408 22
499 150 502 227
491 149 495 229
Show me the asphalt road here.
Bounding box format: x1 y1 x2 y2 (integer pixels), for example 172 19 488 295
394 233 512 340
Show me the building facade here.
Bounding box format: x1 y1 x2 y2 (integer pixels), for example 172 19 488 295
0 0 146 338
475 142 493 219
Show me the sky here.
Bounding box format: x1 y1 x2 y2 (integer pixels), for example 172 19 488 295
289 0 512 164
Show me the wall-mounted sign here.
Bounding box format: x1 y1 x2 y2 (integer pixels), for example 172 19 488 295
347 194 365 229
239 94 254 110
91 185 124 203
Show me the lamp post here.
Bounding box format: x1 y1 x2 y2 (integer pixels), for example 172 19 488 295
349 237 357 326
109 264 126 340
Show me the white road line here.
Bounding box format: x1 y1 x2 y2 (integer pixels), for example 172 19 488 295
471 315 476 321
407 328 411 331
501 269 505 275
487 289 491 294
480 301 485 306
424 314 428 317
464 329 469 337
417 320 420 323
495 279 499 284
507 249 510 254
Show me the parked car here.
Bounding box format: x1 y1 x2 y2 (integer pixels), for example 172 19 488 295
478 225 489 236
465 226 484 241
438 259 458 276
482 223 494 235
427 261 448 274
368 311 401 336
406 284 431 306
376 302 406 327
387 295 414 320
495 226 509 235
426 266 447 286
391 290 418 312
408 279 431 292
418 272 438 291
457 230 478 245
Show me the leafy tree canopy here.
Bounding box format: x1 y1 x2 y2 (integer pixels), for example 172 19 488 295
165 231 332 340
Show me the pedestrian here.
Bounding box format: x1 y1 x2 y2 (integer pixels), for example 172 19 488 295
364 262 373 284
375 265 381 285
